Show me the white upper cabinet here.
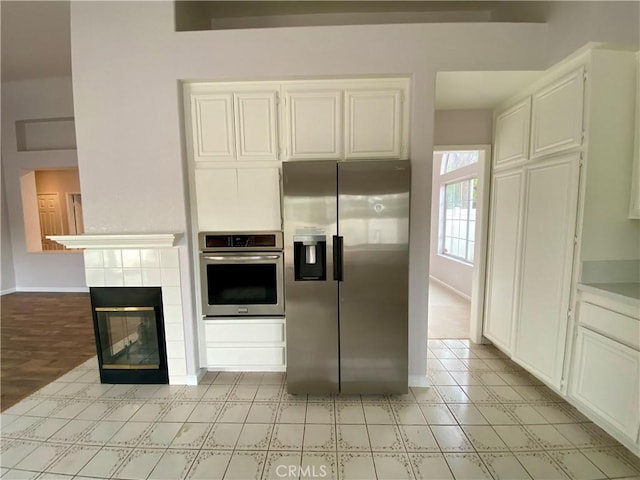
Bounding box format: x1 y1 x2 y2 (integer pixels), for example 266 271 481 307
234 92 279 162
187 85 279 163
512 154 580 388
345 88 405 159
282 89 342 160
530 67 585 159
493 98 531 170
190 93 236 162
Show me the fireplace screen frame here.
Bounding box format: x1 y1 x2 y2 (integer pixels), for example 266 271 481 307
90 287 169 384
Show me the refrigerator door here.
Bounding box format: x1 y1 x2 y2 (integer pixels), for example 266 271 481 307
283 161 339 394
338 160 410 394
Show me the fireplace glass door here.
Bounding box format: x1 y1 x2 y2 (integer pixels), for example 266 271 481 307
96 307 160 369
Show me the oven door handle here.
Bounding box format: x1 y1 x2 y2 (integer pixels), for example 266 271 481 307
201 255 281 261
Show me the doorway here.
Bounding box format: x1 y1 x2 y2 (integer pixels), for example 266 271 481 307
428 146 490 343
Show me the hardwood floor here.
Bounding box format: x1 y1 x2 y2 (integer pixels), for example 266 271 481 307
1 292 96 411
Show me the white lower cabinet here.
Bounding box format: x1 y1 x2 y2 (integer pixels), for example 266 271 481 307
204 318 286 371
569 326 640 449
568 291 640 455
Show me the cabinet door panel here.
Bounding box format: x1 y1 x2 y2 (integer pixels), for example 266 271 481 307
234 92 279 161
494 98 531 169
345 89 402 159
531 67 585 158
195 169 239 230
570 327 639 441
483 170 524 353
513 154 580 387
191 93 236 162
237 168 281 230
284 90 342 160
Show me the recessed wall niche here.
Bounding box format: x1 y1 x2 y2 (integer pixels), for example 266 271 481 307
20 168 84 252
15 117 76 151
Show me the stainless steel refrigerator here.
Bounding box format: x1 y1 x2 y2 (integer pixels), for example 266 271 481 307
283 159 410 394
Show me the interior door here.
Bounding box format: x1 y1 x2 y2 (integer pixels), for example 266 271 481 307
38 193 64 250
338 159 410 394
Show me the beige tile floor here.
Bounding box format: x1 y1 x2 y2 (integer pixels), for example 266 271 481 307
2 340 640 479
428 280 471 340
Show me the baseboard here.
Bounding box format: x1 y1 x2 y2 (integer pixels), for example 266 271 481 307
1 287 17 296
15 286 89 293
206 365 287 372
188 368 207 386
169 375 188 385
408 374 429 388
429 275 471 301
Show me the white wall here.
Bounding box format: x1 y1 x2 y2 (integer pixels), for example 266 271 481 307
0 76 86 291
434 109 493 146
1 168 16 294
70 1 550 383
546 2 640 64
430 110 492 299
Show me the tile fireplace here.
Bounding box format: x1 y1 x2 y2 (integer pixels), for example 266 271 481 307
48 233 193 385
90 286 168 384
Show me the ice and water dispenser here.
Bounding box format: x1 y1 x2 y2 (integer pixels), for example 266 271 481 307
293 235 326 281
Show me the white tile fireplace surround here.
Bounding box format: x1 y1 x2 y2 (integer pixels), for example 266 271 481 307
49 234 190 386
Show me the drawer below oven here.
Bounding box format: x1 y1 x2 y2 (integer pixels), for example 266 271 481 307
205 321 285 344
206 346 286 368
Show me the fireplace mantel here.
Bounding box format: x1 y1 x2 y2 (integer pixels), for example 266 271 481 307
47 234 180 249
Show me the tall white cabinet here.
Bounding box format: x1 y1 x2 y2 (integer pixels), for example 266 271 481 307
513 154 580 386
484 47 638 390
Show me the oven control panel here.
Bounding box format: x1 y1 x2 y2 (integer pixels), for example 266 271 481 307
199 231 283 251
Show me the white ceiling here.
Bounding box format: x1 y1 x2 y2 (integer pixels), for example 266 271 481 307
1 1 72 82
435 71 545 110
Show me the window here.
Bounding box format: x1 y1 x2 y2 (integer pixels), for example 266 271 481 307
442 177 477 264
441 151 478 174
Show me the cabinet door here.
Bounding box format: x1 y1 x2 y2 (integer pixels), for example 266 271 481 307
237 168 281 230
234 92 279 162
570 327 639 442
494 98 531 170
513 154 580 388
345 89 403 159
483 169 524 353
530 67 585 159
194 169 239 230
190 93 236 162
283 90 342 160
195 168 281 231
629 52 640 219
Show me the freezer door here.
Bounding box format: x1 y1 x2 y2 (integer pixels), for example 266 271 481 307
283 161 339 394
338 160 410 394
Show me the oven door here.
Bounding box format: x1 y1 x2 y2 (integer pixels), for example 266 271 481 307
200 251 284 316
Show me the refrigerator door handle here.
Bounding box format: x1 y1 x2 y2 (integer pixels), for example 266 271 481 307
333 235 344 281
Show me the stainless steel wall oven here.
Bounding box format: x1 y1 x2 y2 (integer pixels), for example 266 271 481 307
199 232 284 317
